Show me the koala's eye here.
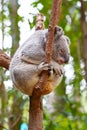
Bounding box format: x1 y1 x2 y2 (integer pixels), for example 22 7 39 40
60 49 64 53
58 28 61 31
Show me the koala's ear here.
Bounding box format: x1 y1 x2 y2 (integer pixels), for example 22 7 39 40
54 26 64 36
65 36 71 45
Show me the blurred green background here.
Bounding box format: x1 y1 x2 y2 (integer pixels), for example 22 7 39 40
0 0 87 130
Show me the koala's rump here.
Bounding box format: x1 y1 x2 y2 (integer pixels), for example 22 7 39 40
11 64 39 95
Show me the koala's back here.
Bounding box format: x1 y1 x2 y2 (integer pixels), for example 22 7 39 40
9 27 69 95
10 29 48 67
9 29 48 95
10 62 39 95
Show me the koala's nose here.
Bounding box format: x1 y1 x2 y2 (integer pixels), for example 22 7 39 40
64 55 69 63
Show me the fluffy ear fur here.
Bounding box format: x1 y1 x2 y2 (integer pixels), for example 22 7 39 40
64 35 71 45
54 26 64 36
54 26 70 45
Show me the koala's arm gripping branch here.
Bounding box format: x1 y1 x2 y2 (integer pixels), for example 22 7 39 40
34 0 62 95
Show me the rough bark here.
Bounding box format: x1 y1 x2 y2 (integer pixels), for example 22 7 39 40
29 0 62 130
80 0 87 82
0 49 11 69
35 13 45 30
29 95 43 130
34 0 62 95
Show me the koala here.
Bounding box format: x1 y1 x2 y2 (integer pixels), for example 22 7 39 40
9 26 70 96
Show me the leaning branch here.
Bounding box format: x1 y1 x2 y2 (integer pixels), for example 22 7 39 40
0 49 11 69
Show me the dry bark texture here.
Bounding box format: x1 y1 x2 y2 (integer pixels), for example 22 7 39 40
35 13 45 30
0 49 11 69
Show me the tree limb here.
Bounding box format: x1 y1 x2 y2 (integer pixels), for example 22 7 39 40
34 0 62 96
35 13 45 30
0 49 11 69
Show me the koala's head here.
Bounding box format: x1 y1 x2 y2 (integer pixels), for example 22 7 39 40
53 34 70 65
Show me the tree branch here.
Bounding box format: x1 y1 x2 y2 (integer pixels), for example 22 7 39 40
35 13 45 30
0 49 11 69
46 0 62 62
34 0 62 96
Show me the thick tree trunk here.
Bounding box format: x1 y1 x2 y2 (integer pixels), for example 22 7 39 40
29 95 43 130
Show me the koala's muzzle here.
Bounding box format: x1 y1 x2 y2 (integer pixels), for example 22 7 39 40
57 54 69 64
64 54 69 63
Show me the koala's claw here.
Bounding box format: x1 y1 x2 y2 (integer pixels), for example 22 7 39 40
38 62 53 72
53 68 64 76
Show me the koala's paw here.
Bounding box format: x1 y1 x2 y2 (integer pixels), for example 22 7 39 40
38 62 53 73
53 67 64 76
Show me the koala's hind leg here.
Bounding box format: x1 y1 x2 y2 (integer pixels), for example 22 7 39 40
11 64 39 95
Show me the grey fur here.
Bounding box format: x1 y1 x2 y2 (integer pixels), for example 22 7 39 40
9 26 70 95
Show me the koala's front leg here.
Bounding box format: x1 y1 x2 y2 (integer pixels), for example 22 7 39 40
37 62 63 78
38 62 52 70
36 62 64 95
53 65 64 77
37 62 53 75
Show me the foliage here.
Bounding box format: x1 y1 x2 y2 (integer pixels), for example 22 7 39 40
0 0 87 130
